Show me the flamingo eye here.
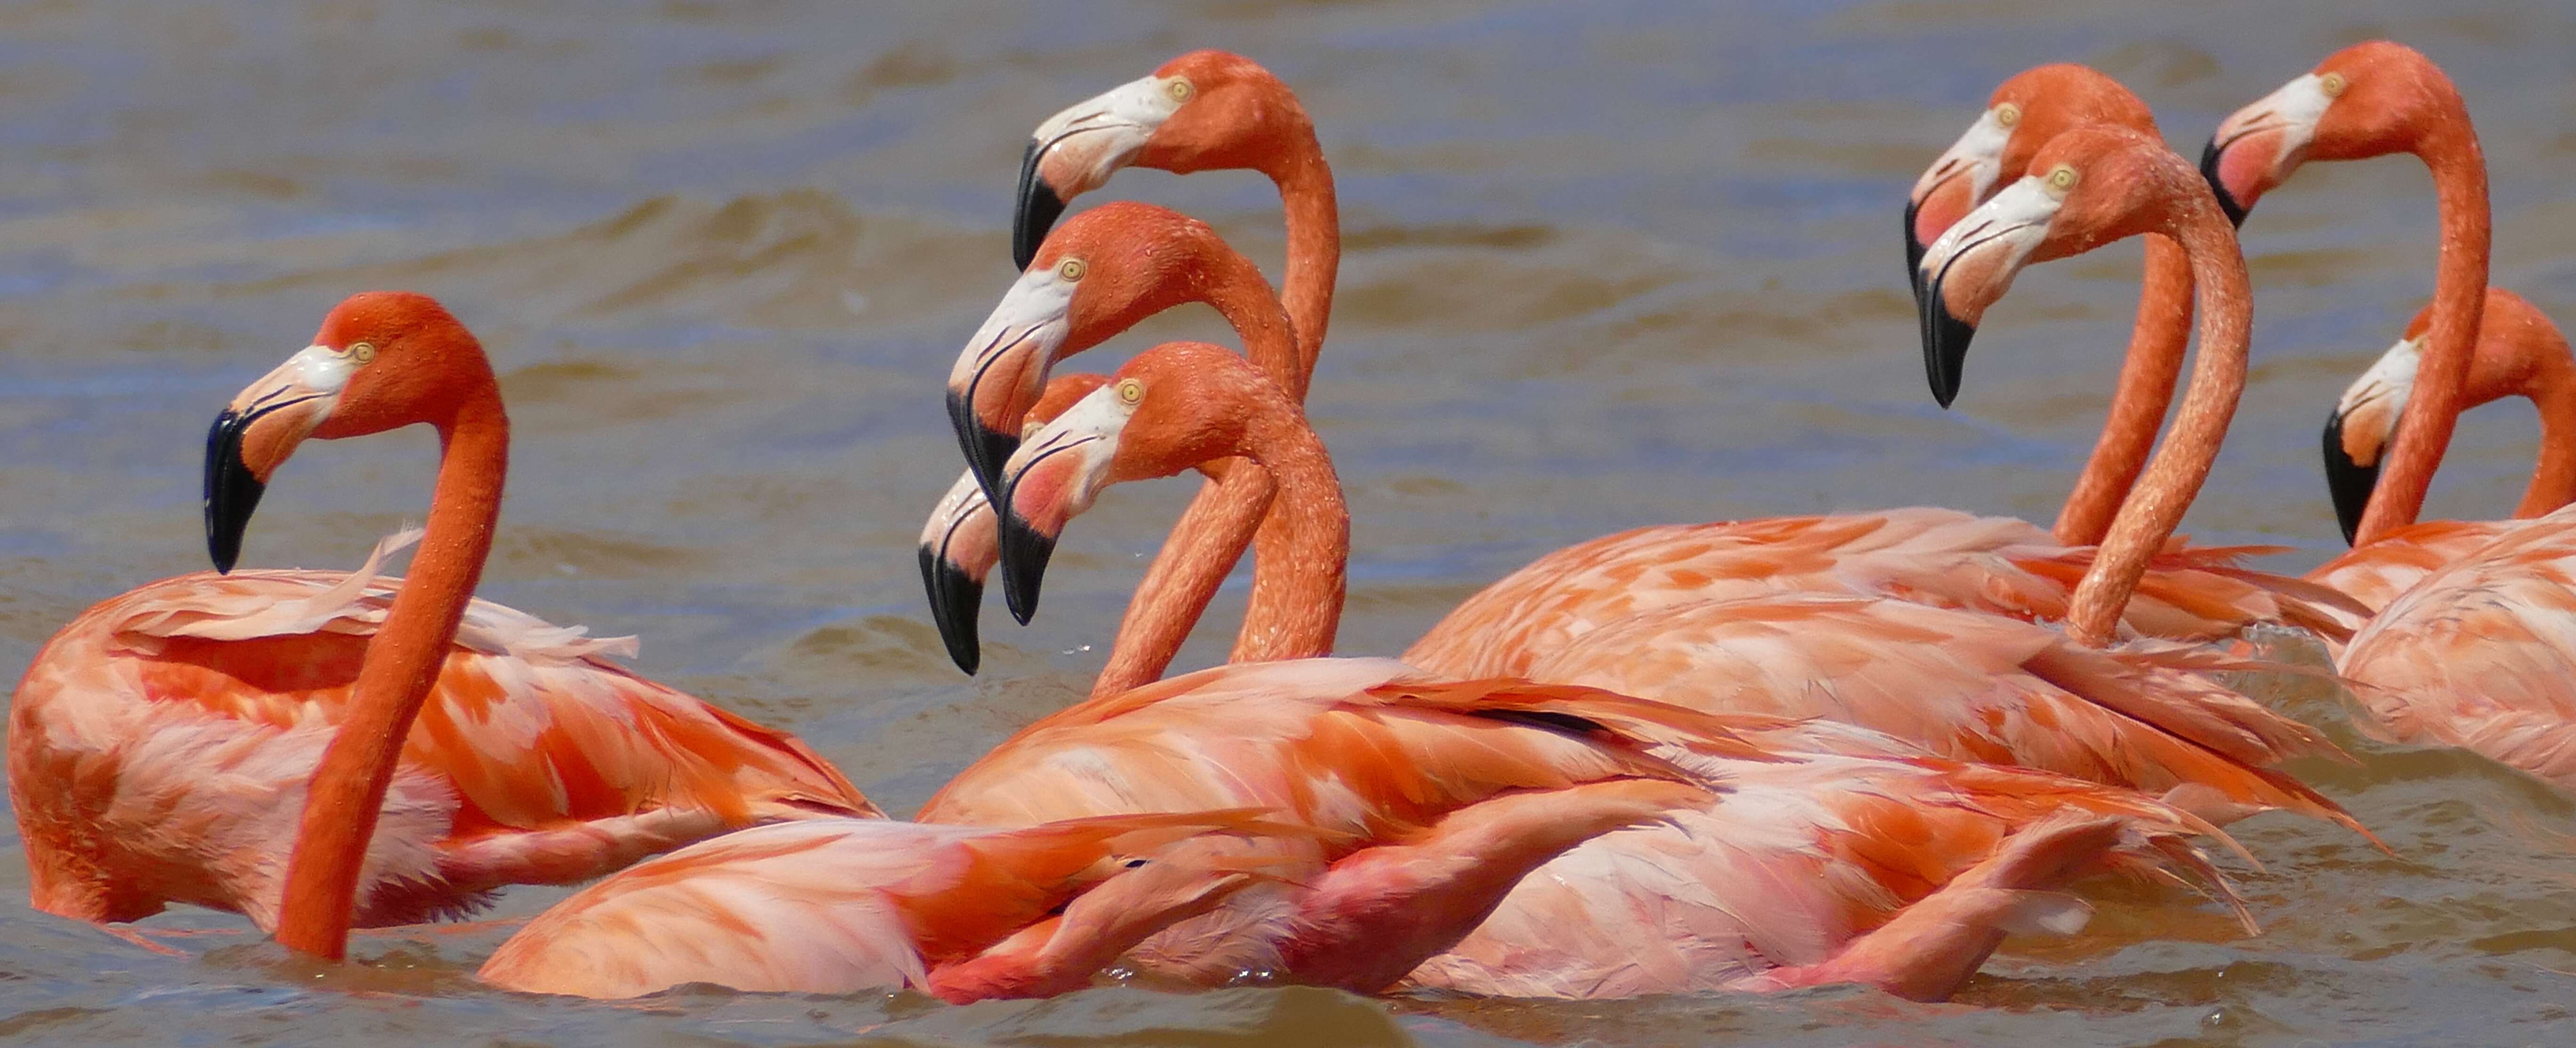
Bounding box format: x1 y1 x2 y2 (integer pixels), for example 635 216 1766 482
2318 71 2348 98
1116 378 1144 405
2044 165 2078 196
347 342 377 364
1993 102 2021 128
1057 258 1087 282
1165 78 1194 103
1123 857 1150 869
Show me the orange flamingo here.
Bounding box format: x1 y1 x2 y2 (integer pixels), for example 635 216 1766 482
2309 289 2576 611
943 203 1300 696
941 339 2258 999
8 292 878 960
1010 49 1335 360
479 778 1725 1000
1907 64 2190 547
2201 41 2493 547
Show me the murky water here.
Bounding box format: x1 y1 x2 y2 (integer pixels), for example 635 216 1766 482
4 0 2575 1044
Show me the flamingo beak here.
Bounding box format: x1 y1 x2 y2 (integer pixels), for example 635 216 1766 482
1911 176 2061 408
992 382 1138 624
1907 107 2012 298
2321 334 2419 546
919 470 1001 675
2200 73 2334 229
948 267 1080 500
1012 74 1187 269
204 346 353 573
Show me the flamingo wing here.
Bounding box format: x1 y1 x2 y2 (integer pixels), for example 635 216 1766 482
2307 518 2522 614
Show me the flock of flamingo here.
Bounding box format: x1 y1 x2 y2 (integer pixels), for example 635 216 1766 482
6 40 2570 1007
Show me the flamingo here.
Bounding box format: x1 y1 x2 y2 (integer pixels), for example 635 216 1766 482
2309 289 2576 612
7 292 879 960
1906 64 2190 547
2200 41 2496 548
945 339 2263 999
479 777 1717 1000
944 202 1302 696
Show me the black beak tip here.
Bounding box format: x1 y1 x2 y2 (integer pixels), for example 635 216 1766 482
995 509 1057 627
2321 412 2379 548
2198 136 2251 229
1916 279 1974 410
948 391 1023 502
1012 140 1069 272
919 543 983 676
202 409 263 575
1903 199 1928 299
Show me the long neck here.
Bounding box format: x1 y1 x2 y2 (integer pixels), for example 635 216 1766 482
2062 200 2250 646
1232 407 1349 661
2514 346 2576 518
272 387 507 959
2352 119 2490 542
1087 261 1303 698
1269 130 1338 385
1092 468 1271 697
2055 233 2193 545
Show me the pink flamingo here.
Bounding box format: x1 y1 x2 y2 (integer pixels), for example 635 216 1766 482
2201 41 2498 548
943 339 2259 999
2310 289 2576 611
1906 64 2190 547
8 293 878 960
942 202 1301 696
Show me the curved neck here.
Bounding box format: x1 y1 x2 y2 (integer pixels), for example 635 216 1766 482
1087 257 1303 698
1269 135 1338 386
1232 406 1349 661
2515 347 2576 518
272 385 507 959
2062 199 2251 647
1092 468 1272 697
2353 120 2490 542
2055 233 2192 545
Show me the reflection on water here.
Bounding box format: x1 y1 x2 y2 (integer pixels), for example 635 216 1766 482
3 0 2575 1044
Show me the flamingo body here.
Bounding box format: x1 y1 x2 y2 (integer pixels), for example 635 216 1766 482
8 555 876 929
1404 507 2352 680
2336 510 2576 788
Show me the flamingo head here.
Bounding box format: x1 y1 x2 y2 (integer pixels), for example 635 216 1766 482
1914 126 2200 407
2322 288 2563 544
2201 41 2448 227
1908 64 2156 296
921 372 1111 670
204 292 492 573
949 202 1270 501
1014 49 1300 268
990 343 1264 623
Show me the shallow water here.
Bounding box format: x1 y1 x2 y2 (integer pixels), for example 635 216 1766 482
3 0 2575 1044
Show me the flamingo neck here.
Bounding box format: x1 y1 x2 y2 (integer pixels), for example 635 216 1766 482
1232 404 1349 661
1089 257 1303 698
271 384 507 959
2353 115 2489 543
2054 234 2192 545
2062 194 2250 647
2514 338 2576 518
1269 130 1338 383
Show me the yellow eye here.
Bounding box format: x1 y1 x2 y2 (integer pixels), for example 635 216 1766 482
1165 77 1194 103
1993 102 2021 128
1116 378 1144 405
348 342 377 364
2318 71 2348 98
2045 164 2078 194
1057 257 1087 282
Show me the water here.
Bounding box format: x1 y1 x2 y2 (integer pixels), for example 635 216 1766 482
3 0 2575 1044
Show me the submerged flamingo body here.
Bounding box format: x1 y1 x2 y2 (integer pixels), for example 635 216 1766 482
1404 507 2356 680
8 551 878 929
2335 509 2576 789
